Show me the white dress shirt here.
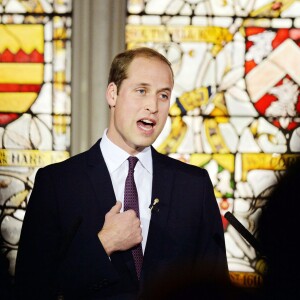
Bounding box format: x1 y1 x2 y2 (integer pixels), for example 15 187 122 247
100 129 152 253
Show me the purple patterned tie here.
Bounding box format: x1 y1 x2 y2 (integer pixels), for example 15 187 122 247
124 156 143 280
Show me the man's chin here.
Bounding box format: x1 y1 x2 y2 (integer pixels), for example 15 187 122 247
135 138 156 150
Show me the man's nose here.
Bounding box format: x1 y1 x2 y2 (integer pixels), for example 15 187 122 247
144 96 158 113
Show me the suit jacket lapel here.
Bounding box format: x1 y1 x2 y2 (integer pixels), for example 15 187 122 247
85 140 138 281
85 139 116 214
143 147 175 271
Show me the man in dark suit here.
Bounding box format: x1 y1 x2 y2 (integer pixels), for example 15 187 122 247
14 47 229 299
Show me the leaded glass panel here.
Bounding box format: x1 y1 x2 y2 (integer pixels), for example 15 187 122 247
0 0 72 276
127 0 300 288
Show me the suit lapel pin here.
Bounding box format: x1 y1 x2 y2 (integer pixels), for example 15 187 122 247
149 198 160 213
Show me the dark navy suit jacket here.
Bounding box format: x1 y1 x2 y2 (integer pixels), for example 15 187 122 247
14 140 229 299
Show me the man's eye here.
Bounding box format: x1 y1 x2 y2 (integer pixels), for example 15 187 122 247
160 93 169 100
137 89 146 94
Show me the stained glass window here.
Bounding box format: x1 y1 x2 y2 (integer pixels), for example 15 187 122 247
0 0 72 276
127 0 300 288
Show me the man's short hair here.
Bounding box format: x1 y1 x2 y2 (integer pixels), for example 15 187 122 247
108 47 174 93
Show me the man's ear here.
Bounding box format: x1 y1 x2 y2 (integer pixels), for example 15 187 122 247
106 82 117 107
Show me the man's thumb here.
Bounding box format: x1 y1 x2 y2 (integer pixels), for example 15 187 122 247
110 201 122 214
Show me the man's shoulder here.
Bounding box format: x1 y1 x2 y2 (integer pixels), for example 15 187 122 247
40 141 102 173
45 149 87 170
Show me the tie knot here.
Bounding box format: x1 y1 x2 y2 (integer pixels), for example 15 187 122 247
128 156 138 171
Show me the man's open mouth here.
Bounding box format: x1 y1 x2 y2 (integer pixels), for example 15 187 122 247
137 119 156 131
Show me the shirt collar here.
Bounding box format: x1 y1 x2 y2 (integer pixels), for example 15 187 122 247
100 129 153 174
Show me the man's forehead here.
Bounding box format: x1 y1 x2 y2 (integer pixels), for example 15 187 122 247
127 56 173 81
129 56 157 67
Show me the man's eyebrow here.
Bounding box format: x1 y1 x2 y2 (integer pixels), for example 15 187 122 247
133 83 172 92
158 87 172 93
134 82 150 87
